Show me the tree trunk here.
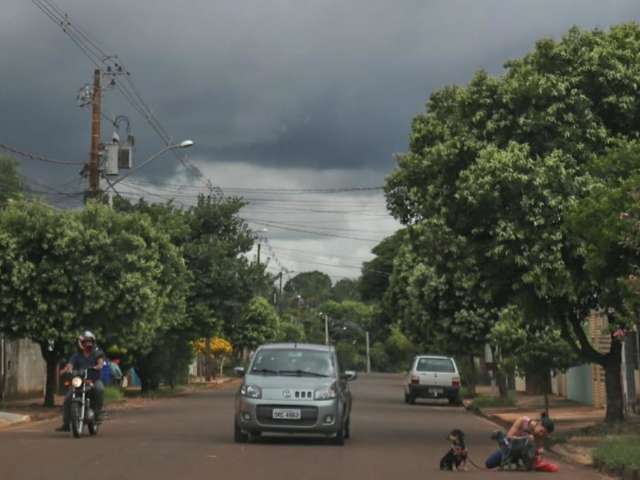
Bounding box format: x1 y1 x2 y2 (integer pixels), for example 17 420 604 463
205 337 212 381
466 354 477 397
526 370 551 395
604 339 624 423
496 370 509 399
39 344 59 408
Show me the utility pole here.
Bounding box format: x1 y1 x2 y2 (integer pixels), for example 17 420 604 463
365 331 371 374
87 69 102 201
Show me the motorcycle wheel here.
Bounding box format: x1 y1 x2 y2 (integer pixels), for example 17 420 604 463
71 404 83 438
88 419 98 436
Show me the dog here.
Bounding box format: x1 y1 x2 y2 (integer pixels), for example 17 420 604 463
440 429 468 471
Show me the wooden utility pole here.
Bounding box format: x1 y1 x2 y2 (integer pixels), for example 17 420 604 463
87 69 102 200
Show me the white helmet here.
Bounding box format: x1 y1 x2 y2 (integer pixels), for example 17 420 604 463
78 330 97 349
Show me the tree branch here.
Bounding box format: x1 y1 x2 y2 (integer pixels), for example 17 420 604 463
568 315 605 365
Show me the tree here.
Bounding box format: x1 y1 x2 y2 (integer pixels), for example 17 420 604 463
385 24 640 422
0 201 188 404
489 306 578 413
236 296 280 353
360 230 405 302
283 271 333 309
331 278 361 302
0 156 23 207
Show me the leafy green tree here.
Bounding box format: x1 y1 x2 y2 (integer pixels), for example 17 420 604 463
236 296 280 352
0 155 23 207
489 306 578 413
283 271 333 309
384 326 416 370
385 24 640 422
276 317 306 343
331 278 361 302
360 230 405 302
0 201 188 404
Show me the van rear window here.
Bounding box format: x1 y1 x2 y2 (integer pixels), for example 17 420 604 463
416 358 454 373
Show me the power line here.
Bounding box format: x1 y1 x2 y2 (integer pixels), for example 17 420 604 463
248 220 380 242
0 143 84 166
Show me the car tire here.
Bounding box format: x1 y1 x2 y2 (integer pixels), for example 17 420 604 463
448 396 462 406
404 392 410 404
344 416 351 439
249 431 262 442
333 425 345 446
408 394 416 405
234 418 248 443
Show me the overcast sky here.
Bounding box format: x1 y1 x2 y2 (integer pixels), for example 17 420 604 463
2 0 639 280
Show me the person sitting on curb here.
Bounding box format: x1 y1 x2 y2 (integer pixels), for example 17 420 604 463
485 412 558 472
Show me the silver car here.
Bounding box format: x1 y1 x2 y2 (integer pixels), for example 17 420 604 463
234 343 356 445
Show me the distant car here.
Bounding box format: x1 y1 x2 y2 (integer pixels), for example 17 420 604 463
404 355 461 405
234 343 356 445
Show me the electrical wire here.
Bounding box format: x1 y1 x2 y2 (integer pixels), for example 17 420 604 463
0 143 84 166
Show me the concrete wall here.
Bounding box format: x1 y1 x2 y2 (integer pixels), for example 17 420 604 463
566 364 593 406
0 337 46 400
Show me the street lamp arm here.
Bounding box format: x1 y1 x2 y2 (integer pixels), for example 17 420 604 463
111 140 193 187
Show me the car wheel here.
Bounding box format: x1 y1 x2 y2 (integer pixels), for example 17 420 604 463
408 394 416 405
234 418 248 443
344 416 351 439
249 431 262 442
448 396 462 406
404 392 410 404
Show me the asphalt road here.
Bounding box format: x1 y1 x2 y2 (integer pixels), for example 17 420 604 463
0 374 608 480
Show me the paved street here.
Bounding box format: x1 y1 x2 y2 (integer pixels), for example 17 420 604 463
0 374 607 480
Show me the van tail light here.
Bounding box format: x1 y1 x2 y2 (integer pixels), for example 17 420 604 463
452 377 461 388
411 375 420 385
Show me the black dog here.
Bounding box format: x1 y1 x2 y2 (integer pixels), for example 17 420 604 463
440 429 468 471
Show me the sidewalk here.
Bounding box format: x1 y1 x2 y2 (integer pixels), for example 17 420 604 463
473 387 605 433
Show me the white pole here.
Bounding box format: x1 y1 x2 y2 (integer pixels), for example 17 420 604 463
366 331 371 374
324 315 329 345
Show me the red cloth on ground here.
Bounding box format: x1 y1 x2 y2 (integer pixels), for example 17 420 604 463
534 457 559 472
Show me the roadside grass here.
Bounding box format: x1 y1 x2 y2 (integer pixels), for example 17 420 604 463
104 386 124 404
592 436 640 472
471 391 516 408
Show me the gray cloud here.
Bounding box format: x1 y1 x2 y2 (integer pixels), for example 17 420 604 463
3 0 639 191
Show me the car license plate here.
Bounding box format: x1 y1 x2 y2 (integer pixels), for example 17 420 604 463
272 408 301 420
429 387 444 394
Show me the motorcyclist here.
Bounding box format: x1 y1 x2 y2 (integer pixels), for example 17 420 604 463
56 331 105 432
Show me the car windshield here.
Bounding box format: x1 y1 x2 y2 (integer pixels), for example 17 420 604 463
250 349 335 377
416 358 455 373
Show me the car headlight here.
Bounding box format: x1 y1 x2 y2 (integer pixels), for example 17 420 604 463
240 384 262 399
71 377 83 388
314 383 337 400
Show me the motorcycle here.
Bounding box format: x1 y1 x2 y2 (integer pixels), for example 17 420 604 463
63 368 100 438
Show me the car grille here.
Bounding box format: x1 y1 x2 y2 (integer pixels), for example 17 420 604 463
256 405 319 426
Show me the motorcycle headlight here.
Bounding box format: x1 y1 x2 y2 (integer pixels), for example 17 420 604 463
240 384 262 399
314 383 337 400
71 377 83 388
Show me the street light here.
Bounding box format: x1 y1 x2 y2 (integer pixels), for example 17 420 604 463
110 139 194 187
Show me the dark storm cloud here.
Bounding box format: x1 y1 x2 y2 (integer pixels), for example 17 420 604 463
2 0 640 184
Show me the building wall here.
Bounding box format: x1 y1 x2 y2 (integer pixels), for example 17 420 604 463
0 337 46 400
566 364 593 406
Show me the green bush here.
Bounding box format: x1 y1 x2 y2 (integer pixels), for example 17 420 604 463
104 386 123 403
593 437 640 472
471 392 516 408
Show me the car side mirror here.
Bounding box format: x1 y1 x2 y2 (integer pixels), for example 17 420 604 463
234 366 245 377
343 370 357 382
